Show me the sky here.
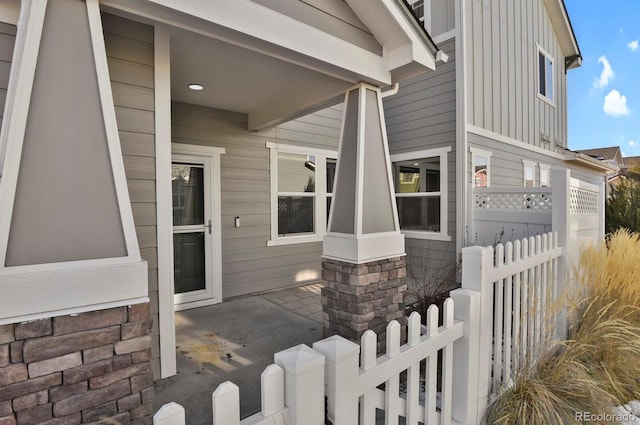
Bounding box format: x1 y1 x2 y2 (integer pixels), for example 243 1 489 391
564 0 640 156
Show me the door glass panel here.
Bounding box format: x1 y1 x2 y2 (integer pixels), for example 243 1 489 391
172 164 204 226
173 232 206 294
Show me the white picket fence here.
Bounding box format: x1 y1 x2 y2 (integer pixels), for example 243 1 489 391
460 232 562 396
154 289 484 425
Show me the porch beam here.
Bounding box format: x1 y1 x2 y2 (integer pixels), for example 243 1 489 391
248 76 347 131
102 0 393 86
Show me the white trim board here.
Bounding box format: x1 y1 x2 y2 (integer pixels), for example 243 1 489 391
467 125 566 161
154 24 175 379
432 29 456 44
0 261 148 325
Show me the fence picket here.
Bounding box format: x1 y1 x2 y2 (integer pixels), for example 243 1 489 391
494 243 505 390
425 305 438 425
260 365 284 417
406 313 421 425
361 330 377 425
212 382 240 425
534 235 542 355
441 299 454 425
153 402 185 425
385 321 401 425
503 241 513 385
512 240 522 372
541 233 549 351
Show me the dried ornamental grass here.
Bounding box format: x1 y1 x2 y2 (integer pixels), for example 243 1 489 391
486 231 640 424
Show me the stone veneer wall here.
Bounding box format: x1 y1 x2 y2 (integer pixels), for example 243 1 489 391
321 257 407 351
0 303 154 425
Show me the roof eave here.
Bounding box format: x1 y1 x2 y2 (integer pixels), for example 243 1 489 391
543 0 582 70
565 152 619 175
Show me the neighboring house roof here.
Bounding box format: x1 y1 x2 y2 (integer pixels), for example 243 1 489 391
577 146 623 167
623 156 640 171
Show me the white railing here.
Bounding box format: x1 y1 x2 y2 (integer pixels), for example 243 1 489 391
461 232 562 396
153 289 484 425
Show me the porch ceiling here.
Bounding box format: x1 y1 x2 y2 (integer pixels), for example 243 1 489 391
170 28 351 130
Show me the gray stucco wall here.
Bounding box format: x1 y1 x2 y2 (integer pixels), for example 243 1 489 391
0 22 15 134
7 0 126 266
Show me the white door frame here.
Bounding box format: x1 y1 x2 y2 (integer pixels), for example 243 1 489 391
171 144 224 312
171 153 219 308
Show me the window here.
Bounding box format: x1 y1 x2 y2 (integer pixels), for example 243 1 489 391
391 147 451 241
326 158 336 223
470 147 492 188
523 160 536 187
537 45 554 104
267 143 336 246
539 164 550 187
408 0 425 23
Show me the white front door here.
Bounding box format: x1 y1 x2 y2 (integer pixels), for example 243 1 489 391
171 149 222 309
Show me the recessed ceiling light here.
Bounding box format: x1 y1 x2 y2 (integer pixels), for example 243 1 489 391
188 83 204 91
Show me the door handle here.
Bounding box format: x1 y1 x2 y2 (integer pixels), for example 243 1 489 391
204 219 212 234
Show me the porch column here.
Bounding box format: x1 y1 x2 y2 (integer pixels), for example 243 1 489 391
321 83 407 350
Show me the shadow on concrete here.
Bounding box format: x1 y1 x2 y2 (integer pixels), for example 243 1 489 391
153 295 322 424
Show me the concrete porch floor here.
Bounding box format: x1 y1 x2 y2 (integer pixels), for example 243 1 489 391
153 283 324 424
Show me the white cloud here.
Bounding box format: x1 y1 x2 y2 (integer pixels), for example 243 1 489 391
629 40 639 52
630 140 637 147
603 89 631 116
593 55 614 88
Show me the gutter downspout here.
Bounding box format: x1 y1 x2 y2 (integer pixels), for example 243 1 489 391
455 0 468 252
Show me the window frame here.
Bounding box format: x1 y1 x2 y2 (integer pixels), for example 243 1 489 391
536 44 555 107
523 159 537 187
390 147 451 241
539 164 550 187
266 142 337 246
470 147 492 188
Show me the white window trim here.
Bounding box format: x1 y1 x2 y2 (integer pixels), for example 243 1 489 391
539 163 551 187
536 44 556 107
523 159 537 187
266 142 337 246
391 147 451 241
470 147 492 188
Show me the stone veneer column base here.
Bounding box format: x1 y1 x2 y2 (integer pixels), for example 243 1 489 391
321 256 407 352
0 303 154 425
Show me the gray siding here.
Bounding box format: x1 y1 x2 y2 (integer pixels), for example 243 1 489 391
102 13 159 378
465 0 567 151
0 23 15 130
468 132 605 188
383 39 457 284
430 0 455 37
172 102 341 299
250 0 381 54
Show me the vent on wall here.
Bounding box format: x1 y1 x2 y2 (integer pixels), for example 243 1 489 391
540 132 551 145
